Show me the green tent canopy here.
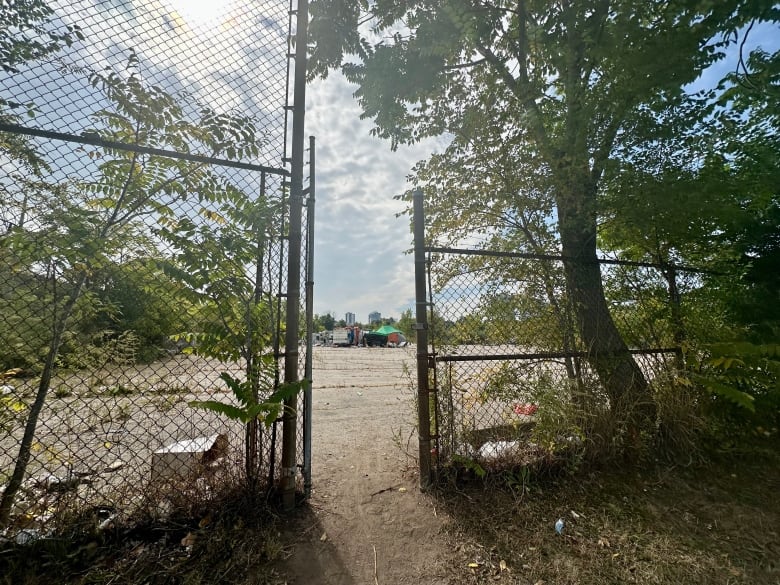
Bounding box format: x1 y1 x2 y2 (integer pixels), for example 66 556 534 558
373 325 403 336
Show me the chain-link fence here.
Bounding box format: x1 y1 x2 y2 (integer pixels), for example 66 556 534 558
411 192 702 477
1 0 312 536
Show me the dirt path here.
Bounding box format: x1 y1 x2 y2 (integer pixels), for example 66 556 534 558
279 345 454 584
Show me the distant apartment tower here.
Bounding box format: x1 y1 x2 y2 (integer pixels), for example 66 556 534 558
345 312 356 326
368 311 381 325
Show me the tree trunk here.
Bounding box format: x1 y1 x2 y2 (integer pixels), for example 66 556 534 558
0 271 88 528
555 180 656 441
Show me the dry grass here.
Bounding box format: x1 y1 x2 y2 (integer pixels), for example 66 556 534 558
6 445 777 585
434 440 780 585
0 478 290 585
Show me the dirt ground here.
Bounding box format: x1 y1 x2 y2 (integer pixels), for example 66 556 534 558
278 345 455 585
2 344 777 585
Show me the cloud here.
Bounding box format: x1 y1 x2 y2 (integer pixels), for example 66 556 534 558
306 72 443 322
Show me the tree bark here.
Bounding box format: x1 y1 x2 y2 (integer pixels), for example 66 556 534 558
555 178 657 438
0 271 88 528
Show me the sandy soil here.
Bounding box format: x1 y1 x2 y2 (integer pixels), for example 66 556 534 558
279 345 454 585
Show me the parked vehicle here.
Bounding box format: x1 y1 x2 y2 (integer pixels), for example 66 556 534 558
332 328 352 347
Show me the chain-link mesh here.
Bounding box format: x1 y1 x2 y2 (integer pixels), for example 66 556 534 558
425 249 693 467
0 0 310 535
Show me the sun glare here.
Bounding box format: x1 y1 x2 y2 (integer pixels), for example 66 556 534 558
164 0 233 28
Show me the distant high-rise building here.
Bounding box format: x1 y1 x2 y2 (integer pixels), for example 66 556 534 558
345 312 356 326
368 311 381 325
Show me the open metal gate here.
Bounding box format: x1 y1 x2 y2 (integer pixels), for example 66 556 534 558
0 0 313 532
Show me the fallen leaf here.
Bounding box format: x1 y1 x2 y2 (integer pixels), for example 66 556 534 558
598 537 611 548
181 532 197 547
499 559 507 572
534 580 546 585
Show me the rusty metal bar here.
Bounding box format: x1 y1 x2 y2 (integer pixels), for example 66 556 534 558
280 0 308 510
413 189 433 489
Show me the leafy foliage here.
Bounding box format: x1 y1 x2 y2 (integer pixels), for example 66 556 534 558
190 371 302 427
0 0 82 76
309 1 780 455
689 343 780 415
0 46 268 524
313 312 336 332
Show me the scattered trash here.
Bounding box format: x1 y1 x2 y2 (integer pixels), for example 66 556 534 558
97 513 117 531
570 509 582 520
104 460 124 473
0 385 13 395
513 403 538 416
468 562 480 568
320 532 328 542
181 531 197 547
398 487 407 493
15 529 42 545
477 440 520 459
151 433 227 481
24 473 89 494
555 518 565 534
499 559 508 572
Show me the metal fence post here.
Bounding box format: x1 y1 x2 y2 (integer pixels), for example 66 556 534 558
666 264 685 370
413 189 433 489
281 0 308 510
303 136 315 498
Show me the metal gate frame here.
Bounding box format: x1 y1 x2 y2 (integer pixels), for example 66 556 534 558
0 0 315 528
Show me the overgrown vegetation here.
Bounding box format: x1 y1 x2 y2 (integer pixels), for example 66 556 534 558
309 0 780 463
0 475 290 585
0 1 291 529
435 443 780 585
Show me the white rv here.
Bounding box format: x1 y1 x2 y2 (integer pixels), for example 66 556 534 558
331 328 352 347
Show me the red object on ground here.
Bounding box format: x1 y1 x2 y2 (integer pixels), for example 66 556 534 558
513 403 538 416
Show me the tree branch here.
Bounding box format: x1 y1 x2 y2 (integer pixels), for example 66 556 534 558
443 58 487 71
475 0 553 160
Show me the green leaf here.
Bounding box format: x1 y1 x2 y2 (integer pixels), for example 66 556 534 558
188 400 251 422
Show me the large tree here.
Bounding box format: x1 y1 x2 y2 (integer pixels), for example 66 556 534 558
308 0 775 433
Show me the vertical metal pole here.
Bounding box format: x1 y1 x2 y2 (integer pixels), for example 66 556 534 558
413 189 433 489
666 265 685 370
246 171 268 486
281 0 308 509
303 136 315 498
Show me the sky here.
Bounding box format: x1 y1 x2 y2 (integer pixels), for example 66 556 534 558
306 73 444 323
59 0 438 325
